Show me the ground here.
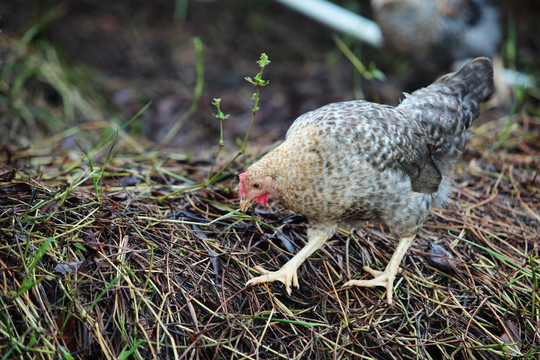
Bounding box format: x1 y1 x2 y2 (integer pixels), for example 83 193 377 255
0 0 539 359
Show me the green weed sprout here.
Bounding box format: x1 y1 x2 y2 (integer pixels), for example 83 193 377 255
162 53 270 200
160 53 270 201
205 98 229 186
204 53 270 187
160 37 204 146
333 35 385 82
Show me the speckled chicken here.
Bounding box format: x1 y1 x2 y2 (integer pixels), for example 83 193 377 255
239 58 493 304
372 0 500 74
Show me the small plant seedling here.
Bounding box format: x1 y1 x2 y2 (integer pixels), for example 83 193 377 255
205 98 230 186
162 53 270 201
204 53 270 187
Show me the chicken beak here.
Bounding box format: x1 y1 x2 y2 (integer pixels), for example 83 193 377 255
239 198 253 213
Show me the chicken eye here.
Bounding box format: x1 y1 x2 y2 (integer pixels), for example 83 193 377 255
252 182 260 189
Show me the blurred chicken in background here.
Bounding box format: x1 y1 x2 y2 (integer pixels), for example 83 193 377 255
372 0 501 89
275 0 534 96
373 0 500 68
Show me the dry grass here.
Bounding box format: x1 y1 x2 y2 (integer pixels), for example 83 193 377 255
0 106 539 359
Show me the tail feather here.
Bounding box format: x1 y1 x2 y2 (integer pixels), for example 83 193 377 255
434 57 495 128
397 57 494 160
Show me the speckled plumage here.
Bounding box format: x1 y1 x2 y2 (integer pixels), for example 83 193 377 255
240 58 493 302
372 0 500 73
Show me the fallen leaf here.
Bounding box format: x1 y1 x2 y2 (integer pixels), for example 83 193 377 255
426 242 458 273
500 319 522 357
55 261 84 275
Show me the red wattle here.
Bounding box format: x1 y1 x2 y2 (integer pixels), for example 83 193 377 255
255 193 269 204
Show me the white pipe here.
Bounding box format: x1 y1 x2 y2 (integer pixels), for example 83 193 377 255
274 0 383 47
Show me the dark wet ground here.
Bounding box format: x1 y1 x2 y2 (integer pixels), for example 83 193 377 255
1 0 539 153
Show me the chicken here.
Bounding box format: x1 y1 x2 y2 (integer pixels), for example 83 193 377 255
239 57 493 304
372 0 500 82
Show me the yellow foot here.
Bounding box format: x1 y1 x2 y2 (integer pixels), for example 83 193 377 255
246 265 299 295
343 266 397 304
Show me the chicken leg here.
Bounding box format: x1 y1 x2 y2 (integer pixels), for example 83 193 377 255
247 225 335 294
343 235 415 304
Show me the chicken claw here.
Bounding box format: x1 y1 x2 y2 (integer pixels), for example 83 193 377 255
343 235 415 304
246 264 299 294
246 229 332 294
343 266 397 304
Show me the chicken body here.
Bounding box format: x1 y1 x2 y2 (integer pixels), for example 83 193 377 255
239 58 493 303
